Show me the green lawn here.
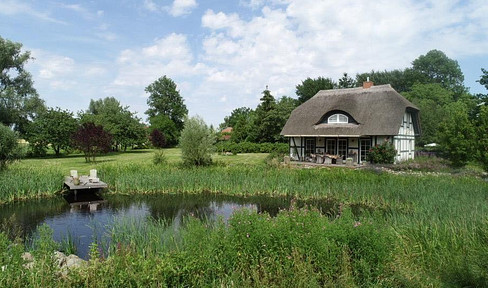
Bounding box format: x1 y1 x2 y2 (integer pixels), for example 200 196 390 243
15 148 268 175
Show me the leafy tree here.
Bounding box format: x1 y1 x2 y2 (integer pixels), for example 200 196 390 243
338 73 356 88
438 102 476 167
267 96 297 142
148 114 179 146
219 107 253 130
478 68 488 91
0 36 45 134
145 76 188 145
410 49 466 96
179 116 215 166
296 76 335 104
231 110 256 143
0 124 23 170
82 97 146 151
150 129 166 148
71 122 112 162
356 69 413 93
403 83 453 146
26 108 78 156
477 105 488 172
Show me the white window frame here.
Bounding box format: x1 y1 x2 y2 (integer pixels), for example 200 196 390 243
328 114 348 124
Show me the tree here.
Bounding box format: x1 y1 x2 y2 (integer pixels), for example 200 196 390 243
296 77 335 104
478 68 488 91
219 107 253 130
252 89 279 143
82 97 146 151
411 50 466 96
476 105 488 171
356 69 412 93
145 76 188 145
0 124 23 170
338 73 356 88
403 83 454 146
26 108 78 156
0 37 45 134
438 102 476 167
71 122 112 162
179 116 215 166
150 129 166 148
232 110 256 143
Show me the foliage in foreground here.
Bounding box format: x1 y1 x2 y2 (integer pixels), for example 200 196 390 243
0 208 398 287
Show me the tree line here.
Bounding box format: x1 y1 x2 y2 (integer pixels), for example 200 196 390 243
0 36 190 165
1 35 487 170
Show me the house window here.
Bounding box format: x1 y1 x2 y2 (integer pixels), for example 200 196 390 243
327 114 348 124
326 139 336 155
305 138 316 157
338 139 347 159
360 139 371 162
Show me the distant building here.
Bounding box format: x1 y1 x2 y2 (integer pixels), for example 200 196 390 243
280 82 421 164
220 127 233 141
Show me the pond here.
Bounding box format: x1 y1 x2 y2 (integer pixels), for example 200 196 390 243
0 192 338 259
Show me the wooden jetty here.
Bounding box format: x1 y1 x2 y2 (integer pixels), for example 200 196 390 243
64 176 108 194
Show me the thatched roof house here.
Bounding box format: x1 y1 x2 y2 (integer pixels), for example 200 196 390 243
281 82 420 164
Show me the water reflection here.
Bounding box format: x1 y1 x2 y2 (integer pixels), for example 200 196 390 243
0 192 336 259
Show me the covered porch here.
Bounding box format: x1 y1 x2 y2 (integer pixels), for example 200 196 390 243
287 136 390 165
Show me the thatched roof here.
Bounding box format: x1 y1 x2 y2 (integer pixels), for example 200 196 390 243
281 85 420 137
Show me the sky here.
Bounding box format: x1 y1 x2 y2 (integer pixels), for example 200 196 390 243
1 0 488 127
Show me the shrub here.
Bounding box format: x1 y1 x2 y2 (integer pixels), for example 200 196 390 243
367 142 397 164
153 149 167 165
215 141 288 154
0 124 23 170
150 129 166 148
179 116 215 166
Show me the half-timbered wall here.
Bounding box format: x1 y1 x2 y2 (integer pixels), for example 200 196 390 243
393 112 415 162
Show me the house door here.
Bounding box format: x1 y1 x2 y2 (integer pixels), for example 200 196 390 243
305 138 316 158
326 139 336 155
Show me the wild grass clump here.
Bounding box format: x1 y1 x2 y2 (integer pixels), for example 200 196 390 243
152 149 167 165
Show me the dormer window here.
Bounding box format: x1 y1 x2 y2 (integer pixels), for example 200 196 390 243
328 114 348 124
317 110 357 125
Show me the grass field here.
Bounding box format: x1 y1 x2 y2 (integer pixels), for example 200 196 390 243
1 149 488 286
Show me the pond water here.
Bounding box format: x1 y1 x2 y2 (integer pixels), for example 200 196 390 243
0 192 337 259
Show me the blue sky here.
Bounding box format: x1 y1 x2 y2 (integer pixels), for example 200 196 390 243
1 0 487 126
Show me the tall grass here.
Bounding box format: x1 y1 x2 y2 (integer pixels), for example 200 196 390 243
0 166 63 203
1 153 488 286
0 207 397 287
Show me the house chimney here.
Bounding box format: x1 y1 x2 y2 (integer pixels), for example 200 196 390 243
363 77 374 89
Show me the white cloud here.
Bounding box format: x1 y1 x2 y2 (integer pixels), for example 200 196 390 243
19 0 488 127
143 0 158 12
113 33 198 87
143 0 197 17
34 53 75 81
169 0 198 16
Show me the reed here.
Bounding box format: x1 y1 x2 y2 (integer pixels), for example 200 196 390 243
1 151 487 286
